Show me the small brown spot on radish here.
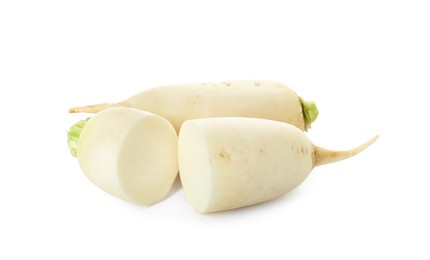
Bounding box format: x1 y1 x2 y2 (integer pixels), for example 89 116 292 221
254 81 261 87
222 82 232 87
218 150 231 163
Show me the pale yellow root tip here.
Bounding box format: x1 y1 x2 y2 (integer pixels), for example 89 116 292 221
313 135 379 167
68 103 123 113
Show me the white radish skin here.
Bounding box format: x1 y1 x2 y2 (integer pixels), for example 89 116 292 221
69 80 318 132
178 117 378 213
77 107 178 205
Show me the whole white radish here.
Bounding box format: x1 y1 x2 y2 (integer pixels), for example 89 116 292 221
69 80 319 132
178 117 378 213
68 107 178 205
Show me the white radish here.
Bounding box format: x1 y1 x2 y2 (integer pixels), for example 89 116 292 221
68 107 178 205
69 80 319 132
178 117 378 213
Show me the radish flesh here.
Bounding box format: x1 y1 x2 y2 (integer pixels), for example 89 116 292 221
68 107 178 205
178 117 378 213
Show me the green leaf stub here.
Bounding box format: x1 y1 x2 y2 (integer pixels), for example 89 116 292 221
300 98 319 131
67 117 90 157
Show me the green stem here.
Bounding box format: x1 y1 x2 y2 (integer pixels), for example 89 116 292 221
67 117 91 157
300 97 319 130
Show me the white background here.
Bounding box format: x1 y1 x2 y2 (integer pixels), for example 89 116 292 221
1 0 429 259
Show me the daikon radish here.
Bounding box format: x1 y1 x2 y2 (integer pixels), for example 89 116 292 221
69 80 319 131
178 117 378 213
68 107 178 205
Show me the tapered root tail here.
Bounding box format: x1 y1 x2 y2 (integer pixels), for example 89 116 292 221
312 135 379 167
68 103 124 113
